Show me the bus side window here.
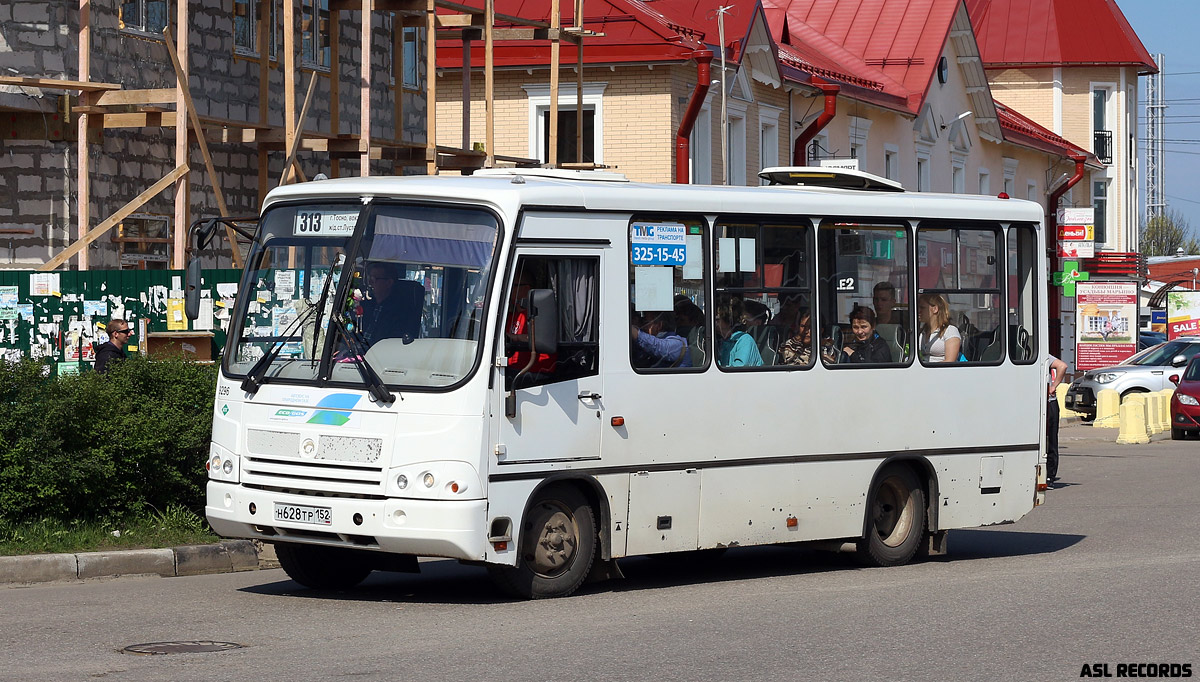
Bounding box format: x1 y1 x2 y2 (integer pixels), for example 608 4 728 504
817 220 911 367
712 219 812 369
916 224 1004 365
629 216 709 372
1007 224 1039 363
504 256 599 390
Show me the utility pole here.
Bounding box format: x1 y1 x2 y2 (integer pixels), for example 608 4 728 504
1146 53 1166 224
714 5 733 186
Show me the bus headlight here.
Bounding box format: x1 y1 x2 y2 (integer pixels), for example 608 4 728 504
423 472 436 488
208 444 240 483
396 474 409 489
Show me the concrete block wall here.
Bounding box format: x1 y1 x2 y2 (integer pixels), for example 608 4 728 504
1 2 429 269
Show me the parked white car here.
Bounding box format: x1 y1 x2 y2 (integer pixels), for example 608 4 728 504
1064 337 1200 420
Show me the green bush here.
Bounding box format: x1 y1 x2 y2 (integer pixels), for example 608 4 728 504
0 357 217 523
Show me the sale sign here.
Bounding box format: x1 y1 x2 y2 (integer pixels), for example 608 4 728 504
1166 291 1200 339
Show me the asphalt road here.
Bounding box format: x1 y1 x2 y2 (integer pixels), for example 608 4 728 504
2 424 1198 682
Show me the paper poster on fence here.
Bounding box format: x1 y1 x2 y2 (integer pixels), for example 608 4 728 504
0 286 18 320
167 298 188 330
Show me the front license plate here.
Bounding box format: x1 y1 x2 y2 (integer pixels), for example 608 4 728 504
274 503 332 526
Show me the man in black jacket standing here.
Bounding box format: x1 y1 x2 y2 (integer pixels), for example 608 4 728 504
95 318 132 373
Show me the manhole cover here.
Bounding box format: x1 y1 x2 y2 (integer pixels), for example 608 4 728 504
122 641 245 655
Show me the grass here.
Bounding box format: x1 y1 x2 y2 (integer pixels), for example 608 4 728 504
0 504 221 557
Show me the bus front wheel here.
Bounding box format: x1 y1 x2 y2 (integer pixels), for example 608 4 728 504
276 543 373 590
491 485 596 599
856 464 926 567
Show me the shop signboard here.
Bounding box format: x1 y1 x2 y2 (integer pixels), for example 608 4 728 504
1075 281 1138 370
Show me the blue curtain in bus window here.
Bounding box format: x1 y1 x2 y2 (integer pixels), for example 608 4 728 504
370 212 496 268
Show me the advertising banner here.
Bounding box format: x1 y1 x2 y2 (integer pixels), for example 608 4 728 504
1166 291 1200 339
1075 281 1138 370
1056 207 1095 258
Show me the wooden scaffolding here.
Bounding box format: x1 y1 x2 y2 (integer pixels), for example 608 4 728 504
0 0 595 272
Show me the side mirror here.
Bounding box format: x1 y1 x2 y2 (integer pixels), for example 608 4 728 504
1170 374 1181 386
1172 354 1188 368
528 288 559 355
185 258 202 320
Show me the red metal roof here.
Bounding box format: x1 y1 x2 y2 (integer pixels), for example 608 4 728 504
761 0 960 113
434 0 705 69
993 99 1098 162
965 0 1157 73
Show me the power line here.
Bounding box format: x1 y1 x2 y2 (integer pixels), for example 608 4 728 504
1166 194 1200 206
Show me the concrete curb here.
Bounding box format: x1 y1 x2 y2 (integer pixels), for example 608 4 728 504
0 540 275 586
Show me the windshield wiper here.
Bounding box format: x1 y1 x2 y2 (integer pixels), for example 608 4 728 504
329 312 396 404
240 302 321 395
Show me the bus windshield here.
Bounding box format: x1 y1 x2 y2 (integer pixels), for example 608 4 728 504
224 201 501 389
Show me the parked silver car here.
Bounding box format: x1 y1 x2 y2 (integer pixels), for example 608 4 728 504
1065 337 1200 420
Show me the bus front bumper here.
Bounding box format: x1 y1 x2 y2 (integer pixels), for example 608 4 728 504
206 481 488 561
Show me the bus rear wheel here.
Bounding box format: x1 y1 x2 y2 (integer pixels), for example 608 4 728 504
490 485 596 599
275 543 373 590
856 464 926 567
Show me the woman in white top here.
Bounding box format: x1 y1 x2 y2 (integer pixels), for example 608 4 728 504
917 293 961 363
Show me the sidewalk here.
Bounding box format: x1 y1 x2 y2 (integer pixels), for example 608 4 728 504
0 540 279 586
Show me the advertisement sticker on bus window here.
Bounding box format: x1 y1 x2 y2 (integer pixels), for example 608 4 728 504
293 211 358 236
631 222 687 266
682 235 703 280
633 266 674 312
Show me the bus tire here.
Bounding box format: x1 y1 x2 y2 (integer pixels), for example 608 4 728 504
491 485 596 599
275 543 373 590
856 464 926 567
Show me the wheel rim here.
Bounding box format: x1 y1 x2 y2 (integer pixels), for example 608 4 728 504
529 503 578 578
872 475 917 548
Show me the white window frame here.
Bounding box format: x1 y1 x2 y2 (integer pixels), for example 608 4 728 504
978 168 991 196
916 144 932 193
120 0 167 36
522 82 607 165
883 143 899 181
1002 157 1018 196
1027 180 1038 203
758 104 783 184
951 151 967 194
848 116 872 165
728 102 748 186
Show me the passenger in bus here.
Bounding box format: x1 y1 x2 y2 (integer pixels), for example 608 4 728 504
917 293 962 363
505 270 558 384
842 305 893 363
674 298 707 367
778 310 813 366
631 311 691 368
872 281 904 325
715 298 763 367
360 261 422 347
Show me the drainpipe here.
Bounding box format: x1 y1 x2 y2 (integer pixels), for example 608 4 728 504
675 49 713 184
792 77 840 165
1046 154 1088 358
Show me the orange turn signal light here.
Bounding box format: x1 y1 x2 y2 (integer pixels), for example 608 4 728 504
493 541 508 551
786 516 798 528
611 416 625 427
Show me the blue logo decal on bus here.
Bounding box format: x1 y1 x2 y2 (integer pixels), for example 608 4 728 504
305 393 362 426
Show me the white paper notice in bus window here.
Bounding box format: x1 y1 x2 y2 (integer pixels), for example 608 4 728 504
739 238 756 272
275 270 296 299
634 266 674 311
717 238 737 272
683 235 703 280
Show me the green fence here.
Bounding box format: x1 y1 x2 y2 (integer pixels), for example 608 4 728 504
0 269 243 372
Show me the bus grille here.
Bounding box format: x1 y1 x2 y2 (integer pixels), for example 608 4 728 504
242 430 386 495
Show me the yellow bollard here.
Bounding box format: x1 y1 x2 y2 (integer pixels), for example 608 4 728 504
1143 392 1162 435
1160 390 1174 432
1093 389 1121 428
1116 397 1150 444
1057 383 1085 418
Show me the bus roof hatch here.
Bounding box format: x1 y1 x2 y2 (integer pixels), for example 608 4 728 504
758 166 905 192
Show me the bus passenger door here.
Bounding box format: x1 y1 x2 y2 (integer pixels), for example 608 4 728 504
496 253 603 464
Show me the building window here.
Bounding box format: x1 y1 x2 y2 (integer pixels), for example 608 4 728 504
1093 87 1113 164
523 82 606 166
952 164 964 194
1094 180 1108 245
1027 180 1038 203
728 113 747 185
114 214 171 269
234 0 279 58
541 109 595 165
884 144 899 181
759 108 781 184
916 146 931 192
848 116 871 170
402 26 420 89
301 0 331 69
978 169 990 195
120 0 168 35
